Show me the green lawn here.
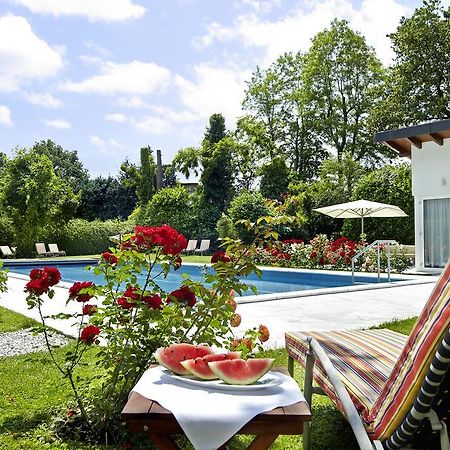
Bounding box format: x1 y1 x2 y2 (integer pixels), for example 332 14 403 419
0 306 38 333
0 313 418 449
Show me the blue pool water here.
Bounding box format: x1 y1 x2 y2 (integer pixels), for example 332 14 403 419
5 260 404 297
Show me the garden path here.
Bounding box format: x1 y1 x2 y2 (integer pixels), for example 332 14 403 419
0 273 436 348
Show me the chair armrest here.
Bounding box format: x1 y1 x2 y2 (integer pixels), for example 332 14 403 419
307 337 379 450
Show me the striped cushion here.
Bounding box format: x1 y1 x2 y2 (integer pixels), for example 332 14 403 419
369 262 450 439
285 329 407 417
285 260 450 442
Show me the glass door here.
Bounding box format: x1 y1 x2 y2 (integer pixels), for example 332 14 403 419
424 198 450 268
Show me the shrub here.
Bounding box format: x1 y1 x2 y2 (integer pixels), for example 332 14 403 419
0 214 15 246
46 219 131 255
342 164 414 244
137 186 194 237
259 156 290 200
216 213 237 239
228 191 271 243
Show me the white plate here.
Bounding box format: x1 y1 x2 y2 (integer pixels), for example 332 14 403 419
162 369 283 391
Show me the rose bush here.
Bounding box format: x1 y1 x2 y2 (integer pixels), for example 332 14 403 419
24 213 295 444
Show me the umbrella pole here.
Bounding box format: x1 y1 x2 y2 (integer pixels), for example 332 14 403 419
361 216 364 236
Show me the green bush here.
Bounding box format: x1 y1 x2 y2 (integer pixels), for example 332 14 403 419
0 214 15 246
137 186 195 237
259 156 290 200
216 213 237 239
342 164 414 244
46 218 131 256
228 191 270 243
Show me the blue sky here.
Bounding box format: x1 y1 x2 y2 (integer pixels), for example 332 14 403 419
0 0 434 177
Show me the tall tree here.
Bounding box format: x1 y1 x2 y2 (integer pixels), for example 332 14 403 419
138 146 156 204
32 140 89 192
303 20 389 164
1 150 79 255
204 113 227 145
241 53 327 180
370 0 450 130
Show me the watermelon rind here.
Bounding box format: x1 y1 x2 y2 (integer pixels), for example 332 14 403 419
154 343 214 375
180 351 241 380
208 358 275 385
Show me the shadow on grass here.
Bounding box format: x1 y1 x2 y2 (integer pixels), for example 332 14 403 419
0 410 53 435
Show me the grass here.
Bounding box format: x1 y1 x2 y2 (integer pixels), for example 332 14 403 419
0 313 418 449
0 306 38 333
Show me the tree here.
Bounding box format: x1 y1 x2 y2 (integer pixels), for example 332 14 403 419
163 164 177 188
138 146 156 204
32 140 89 192
370 0 450 129
77 176 136 221
259 156 290 200
204 113 226 145
1 150 79 255
303 20 390 164
241 53 328 180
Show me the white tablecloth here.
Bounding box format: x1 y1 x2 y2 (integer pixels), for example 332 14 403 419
132 366 305 450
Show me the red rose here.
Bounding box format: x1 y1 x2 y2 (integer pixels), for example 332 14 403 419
25 277 50 295
30 268 43 280
117 297 135 310
131 225 187 255
69 281 95 302
123 285 140 300
43 267 61 286
80 324 100 344
82 304 97 316
168 285 196 307
101 252 118 265
211 251 231 263
142 294 163 309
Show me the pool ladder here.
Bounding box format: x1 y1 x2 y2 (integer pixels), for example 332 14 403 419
351 240 398 284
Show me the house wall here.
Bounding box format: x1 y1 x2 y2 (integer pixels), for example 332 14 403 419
412 138 450 271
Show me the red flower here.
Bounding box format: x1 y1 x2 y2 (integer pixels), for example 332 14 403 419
131 225 187 255
25 267 61 295
69 281 95 302
211 251 231 263
123 286 140 300
142 294 163 310
117 297 135 310
101 252 118 265
82 304 97 316
67 409 76 418
80 324 100 344
310 251 317 260
168 285 196 307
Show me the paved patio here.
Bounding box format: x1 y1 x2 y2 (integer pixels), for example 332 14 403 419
0 273 436 348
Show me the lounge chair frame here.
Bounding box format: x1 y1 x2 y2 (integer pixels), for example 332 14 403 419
48 243 66 256
288 332 450 450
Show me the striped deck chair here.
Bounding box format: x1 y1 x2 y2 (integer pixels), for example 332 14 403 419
285 261 450 450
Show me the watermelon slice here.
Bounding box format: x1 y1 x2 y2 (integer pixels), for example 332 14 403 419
208 358 275 385
180 352 241 380
154 343 214 375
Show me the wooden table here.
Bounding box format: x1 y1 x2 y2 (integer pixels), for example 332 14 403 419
121 367 311 450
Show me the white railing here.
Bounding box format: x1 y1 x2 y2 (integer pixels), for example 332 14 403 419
351 240 398 284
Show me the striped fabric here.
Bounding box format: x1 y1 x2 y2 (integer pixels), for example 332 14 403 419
285 260 450 445
383 329 450 450
285 329 407 418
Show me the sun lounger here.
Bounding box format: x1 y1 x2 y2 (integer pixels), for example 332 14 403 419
285 261 450 450
183 239 198 254
0 245 15 258
194 239 210 255
48 243 66 256
35 243 53 257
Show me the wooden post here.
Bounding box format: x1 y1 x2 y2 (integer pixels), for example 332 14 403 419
156 149 163 191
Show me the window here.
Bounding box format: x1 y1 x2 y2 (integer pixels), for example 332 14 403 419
424 198 450 268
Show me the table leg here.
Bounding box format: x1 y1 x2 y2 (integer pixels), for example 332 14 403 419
246 434 278 450
147 433 181 450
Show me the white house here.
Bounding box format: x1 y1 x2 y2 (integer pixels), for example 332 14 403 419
375 118 450 272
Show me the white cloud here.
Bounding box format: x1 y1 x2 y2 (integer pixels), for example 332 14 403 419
13 0 146 22
175 64 251 126
105 113 127 123
117 96 147 108
236 0 282 13
90 135 122 154
0 15 63 91
195 0 411 65
44 119 71 129
0 105 12 125
24 92 62 108
134 106 198 134
61 60 172 95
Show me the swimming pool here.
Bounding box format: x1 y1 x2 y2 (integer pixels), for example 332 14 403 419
5 260 405 297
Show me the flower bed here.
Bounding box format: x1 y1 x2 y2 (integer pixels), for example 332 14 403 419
251 235 412 273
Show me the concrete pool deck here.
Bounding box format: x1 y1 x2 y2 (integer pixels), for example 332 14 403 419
0 272 438 348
